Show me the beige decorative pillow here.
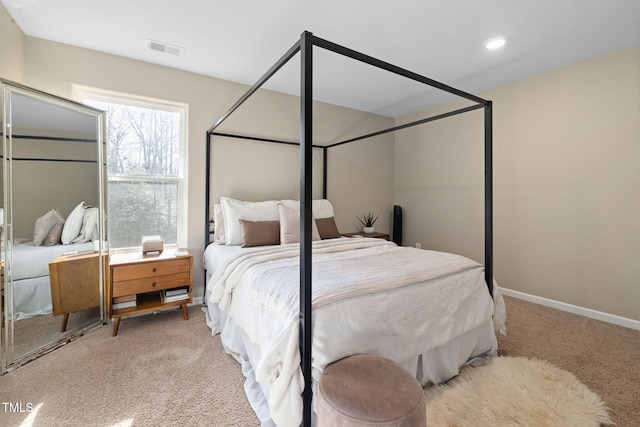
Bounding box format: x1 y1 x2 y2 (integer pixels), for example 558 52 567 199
34 209 65 246
278 203 321 244
43 222 64 246
316 216 341 239
239 219 280 248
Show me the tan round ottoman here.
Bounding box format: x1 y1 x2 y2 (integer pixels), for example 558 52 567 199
317 354 426 427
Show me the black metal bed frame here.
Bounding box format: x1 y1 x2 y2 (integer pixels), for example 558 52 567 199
206 31 493 427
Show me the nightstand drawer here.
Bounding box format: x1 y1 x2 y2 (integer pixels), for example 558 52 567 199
111 258 191 282
112 272 190 297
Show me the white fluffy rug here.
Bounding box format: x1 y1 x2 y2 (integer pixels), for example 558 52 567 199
423 356 613 427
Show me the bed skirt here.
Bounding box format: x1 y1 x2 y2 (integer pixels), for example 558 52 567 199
12 276 53 320
204 294 499 427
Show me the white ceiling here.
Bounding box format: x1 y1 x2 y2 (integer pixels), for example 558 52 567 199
3 0 640 117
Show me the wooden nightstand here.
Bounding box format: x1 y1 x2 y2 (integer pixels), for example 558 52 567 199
108 249 193 336
49 253 106 332
342 232 390 241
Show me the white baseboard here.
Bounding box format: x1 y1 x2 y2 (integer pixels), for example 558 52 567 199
191 296 204 305
500 288 640 331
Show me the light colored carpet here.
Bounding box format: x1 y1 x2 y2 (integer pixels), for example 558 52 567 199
1 300 628 426
424 356 613 427
0 306 260 427
12 307 100 358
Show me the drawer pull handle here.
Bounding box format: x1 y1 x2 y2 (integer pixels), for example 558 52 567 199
152 267 157 273
152 282 157 287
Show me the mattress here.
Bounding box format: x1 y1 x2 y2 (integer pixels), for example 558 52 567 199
204 238 505 427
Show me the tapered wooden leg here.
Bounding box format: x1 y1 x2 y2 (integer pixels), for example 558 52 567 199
112 317 121 336
61 313 69 332
181 303 189 320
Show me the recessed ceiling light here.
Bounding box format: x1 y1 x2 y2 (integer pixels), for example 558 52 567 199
485 37 506 50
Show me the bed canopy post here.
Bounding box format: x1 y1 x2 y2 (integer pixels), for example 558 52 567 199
205 131 212 248
299 30 314 427
322 147 328 199
484 101 493 298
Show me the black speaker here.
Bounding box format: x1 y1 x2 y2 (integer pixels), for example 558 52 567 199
392 205 402 245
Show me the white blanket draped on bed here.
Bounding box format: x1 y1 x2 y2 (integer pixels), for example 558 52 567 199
208 238 497 427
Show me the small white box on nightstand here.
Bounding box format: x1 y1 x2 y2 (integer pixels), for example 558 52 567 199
141 235 164 255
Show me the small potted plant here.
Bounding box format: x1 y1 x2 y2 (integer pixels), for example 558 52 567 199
357 212 379 234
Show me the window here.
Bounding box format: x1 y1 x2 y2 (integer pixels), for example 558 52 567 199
76 88 188 249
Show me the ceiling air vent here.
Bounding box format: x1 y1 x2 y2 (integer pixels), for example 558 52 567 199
146 39 185 57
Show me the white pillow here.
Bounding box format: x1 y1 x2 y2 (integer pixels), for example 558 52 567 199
220 197 280 246
61 201 86 245
281 199 335 219
213 203 226 244
73 206 99 244
33 209 65 246
278 203 321 244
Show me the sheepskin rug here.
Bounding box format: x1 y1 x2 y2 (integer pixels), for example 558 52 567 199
423 356 613 426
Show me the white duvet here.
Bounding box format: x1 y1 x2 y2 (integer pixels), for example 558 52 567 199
208 238 497 427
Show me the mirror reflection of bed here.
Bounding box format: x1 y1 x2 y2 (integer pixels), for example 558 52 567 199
1 80 106 371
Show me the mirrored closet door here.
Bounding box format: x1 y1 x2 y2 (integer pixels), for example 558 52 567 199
1 79 107 373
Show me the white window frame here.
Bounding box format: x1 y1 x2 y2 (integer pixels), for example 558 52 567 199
74 86 188 250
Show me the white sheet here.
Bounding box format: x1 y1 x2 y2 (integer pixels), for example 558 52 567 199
11 240 95 281
206 238 501 427
202 242 246 273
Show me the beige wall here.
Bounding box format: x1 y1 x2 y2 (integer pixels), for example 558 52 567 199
0 4 24 82
21 36 394 296
10 129 100 238
396 45 640 321
11 0 635 321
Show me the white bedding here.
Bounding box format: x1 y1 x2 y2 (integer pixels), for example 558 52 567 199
11 240 95 281
205 238 504 427
10 276 53 319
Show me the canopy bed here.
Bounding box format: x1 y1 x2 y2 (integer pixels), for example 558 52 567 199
204 32 500 427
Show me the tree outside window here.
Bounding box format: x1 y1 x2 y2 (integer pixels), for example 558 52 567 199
77 90 187 249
